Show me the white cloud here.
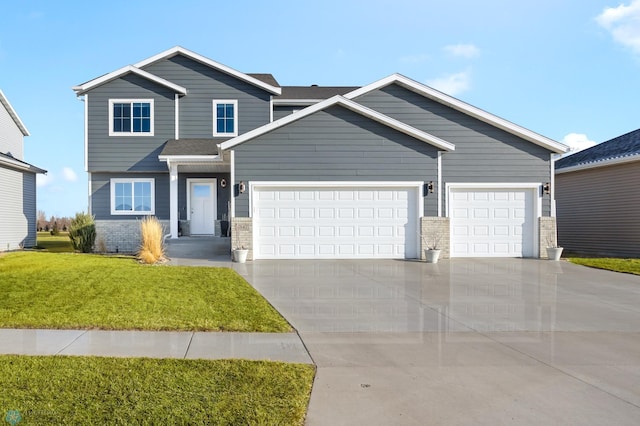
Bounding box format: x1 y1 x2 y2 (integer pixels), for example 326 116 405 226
596 1 640 54
561 133 598 156
36 173 54 187
444 44 480 58
399 53 430 64
426 70 471 96
62 167 78 182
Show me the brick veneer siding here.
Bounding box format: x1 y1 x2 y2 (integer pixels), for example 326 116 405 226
539 216 557 259
231 217 253 260
420 217 450 260
95 219 169 254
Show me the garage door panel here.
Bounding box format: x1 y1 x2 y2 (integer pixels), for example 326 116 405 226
254 186 418 259
450 188 535 258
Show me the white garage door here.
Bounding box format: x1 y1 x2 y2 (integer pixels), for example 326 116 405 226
450 188 536 257
253 185 419 259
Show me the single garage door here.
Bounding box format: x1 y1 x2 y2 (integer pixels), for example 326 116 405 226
449 188 535 257
253 184 419 259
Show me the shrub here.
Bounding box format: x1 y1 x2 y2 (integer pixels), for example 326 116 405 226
50 221 60 236
68 212 96 253
138 216 165 264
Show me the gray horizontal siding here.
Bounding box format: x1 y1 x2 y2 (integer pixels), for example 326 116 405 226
0 102 24 160
91 172 170 221
142 55 271 138
556 161 640 257
234 105 439 217
86 75 176 172
0 166 36 249
355 85 553 215
178 173 231 221
273 105 301 121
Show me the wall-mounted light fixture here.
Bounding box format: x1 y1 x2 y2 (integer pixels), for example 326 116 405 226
220 178 227 188
427 181 434 193
239 181 246 194
543 182 550 194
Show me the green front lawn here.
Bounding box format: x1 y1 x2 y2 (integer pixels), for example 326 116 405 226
569 257 640 275
0 355 314 425
36 231 74 252
0 252 290 331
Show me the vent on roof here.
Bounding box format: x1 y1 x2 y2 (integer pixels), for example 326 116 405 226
311 84 318 87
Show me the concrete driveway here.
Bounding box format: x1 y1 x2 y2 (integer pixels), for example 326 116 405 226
237 258 640 425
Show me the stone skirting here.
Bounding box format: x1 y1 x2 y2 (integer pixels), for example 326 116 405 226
95 219 169 254
539 217 557 259
231 217 253 260
420 217 450 260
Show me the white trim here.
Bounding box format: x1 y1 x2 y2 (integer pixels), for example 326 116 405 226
88 172 92 215
437 152 442 217
108 99 155 136
345 74 568 154
84 94 88 171
212 99 238 137
133 46 281 95
269 96 273 123
550 153 557 217
220 96 455 151
73 65 187 96
158 154 222 164
272 99 323 106
110 178 155 215
445 182 541 258
229 150 235 218
0 155 35 171
249 181 424 259
0 89 30 136
186 178 218 234
169 163 178 238
555 154 640 174
174 94 180 140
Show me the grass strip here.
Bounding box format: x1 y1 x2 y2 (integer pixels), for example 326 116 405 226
569 257 640 275
0 355 314 425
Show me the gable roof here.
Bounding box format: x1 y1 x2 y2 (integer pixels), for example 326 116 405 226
159 139 220 156
220 95 455 152
556 128 640 173
0 90 29 136
72 65 187 96
247 73 280 88
345 74 568 154
134 46 281 95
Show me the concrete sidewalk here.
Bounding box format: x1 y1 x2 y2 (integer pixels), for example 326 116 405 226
0 329 312 363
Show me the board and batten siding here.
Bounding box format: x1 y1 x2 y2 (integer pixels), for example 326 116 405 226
0 101 24 160
86 75 176 172
141 55 271 138
90 173 170 221
556 161 640 257
0 166 36 250
355 85 553 215
233 105 439 217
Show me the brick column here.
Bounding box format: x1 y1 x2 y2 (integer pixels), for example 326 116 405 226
231 217 253 260
539 217 557 259
420 217 450 260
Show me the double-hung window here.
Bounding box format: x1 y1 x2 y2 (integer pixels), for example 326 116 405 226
212 100 238 137
110 178 155 215
109 99 154 136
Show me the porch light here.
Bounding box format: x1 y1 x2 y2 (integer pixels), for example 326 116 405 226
239 181 246 194
427 181 434 193
543 182 550 194
220 178 227 188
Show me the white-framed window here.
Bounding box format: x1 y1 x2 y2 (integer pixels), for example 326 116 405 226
110 178 155 215
109 99 154 136
212 100 238 137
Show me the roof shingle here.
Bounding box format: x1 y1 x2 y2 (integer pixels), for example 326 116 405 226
556 128 640 169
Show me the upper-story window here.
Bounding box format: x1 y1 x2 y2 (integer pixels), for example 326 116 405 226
109 99 154 136
213 100 238 137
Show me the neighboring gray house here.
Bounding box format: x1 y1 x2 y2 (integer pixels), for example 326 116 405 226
0 90 46 251
73 46 567 258
555 129 640 257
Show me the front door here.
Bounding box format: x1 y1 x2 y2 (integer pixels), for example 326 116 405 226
189 180 216 235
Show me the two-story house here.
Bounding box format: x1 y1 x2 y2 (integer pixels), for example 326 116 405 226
0 90 46 250
73 46 567 259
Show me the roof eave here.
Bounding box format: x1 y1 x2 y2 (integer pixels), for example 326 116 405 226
73 65 187 96
0 90 30 136
556 154 640 174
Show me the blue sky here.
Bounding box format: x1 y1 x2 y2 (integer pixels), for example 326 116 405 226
1 0 639 217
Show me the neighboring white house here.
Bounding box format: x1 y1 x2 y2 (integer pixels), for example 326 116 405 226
0 89 46 250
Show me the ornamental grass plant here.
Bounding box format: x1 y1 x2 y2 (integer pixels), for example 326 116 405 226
138 216 165 264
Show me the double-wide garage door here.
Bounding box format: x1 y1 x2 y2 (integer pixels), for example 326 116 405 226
253 185 419 259
449 188 535 257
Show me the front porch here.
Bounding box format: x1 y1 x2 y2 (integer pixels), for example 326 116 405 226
165 236 232 266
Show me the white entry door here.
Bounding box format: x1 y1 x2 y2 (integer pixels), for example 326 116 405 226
449 187 536 257
253 184 420 259
189 180 216 235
